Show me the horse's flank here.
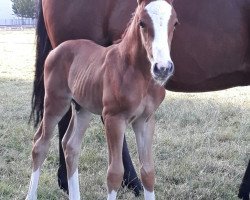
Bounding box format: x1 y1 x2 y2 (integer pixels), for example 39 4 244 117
46 40 107 114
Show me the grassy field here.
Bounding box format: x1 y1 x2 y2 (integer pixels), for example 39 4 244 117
0 29 249 200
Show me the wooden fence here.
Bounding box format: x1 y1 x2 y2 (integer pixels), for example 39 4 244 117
0 18 36 27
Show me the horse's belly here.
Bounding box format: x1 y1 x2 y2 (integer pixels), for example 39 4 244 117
73 86 103 115
79 99 103 115
70 75 103 115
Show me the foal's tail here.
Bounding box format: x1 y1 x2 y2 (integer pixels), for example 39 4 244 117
30 1 52 127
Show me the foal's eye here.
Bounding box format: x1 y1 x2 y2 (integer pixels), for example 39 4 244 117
139 20 146 28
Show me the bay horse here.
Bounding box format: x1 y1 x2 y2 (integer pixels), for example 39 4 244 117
31 0 250 199
26 0 178 199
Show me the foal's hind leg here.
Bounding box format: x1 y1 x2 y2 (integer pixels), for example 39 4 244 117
26 95 71 200
62 107 92 200
132 116 156 200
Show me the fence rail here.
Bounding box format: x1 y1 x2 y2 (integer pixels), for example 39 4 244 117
0 18 36 27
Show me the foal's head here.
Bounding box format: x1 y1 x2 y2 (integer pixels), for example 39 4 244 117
137 0 178 85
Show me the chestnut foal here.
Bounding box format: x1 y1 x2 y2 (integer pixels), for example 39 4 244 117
26 0 178 199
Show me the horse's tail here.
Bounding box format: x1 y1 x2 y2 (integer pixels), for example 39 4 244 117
30 1 52 127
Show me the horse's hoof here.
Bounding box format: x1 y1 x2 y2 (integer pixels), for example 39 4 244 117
57 168 69 194
238 193 250 200
132 185 142 197
238 192 250 200
238 183 250 200
122 178 143 197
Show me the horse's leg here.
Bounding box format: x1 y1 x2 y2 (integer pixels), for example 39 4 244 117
26 122 43 200
104 115 126 200
57 109 71 193
63 108 92 200
32 2 70 193
238 159 250 200
26 96 71 200
132 116 156 200
102 116 142 196
122 137 143 196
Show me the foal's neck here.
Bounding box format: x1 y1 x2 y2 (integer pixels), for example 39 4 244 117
118 10 151 75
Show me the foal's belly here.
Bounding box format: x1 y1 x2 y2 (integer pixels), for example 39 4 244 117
71 82 104 115
74 88 163 123
69 69 104 115
74 91 148 118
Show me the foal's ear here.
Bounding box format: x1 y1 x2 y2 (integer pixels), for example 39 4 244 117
137 0 174 5
137 0 143 4
137 0 149 5
166 0 174 4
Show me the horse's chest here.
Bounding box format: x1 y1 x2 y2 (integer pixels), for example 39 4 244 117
127 98 150 123
127 87 165 124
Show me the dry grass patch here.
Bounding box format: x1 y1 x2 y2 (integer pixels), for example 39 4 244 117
0 29 249 199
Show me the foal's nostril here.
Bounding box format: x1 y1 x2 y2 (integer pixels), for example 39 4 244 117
154 62 173 76
154 63 166 73
153 63 159 74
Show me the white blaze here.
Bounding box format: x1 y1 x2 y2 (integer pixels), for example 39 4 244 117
145 1 172 66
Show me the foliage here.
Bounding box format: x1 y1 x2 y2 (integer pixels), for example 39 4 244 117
11 0 36 19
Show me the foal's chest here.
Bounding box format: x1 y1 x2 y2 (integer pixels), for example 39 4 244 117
131 89 165 122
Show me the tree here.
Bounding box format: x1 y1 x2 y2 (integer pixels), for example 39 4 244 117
11 0 36 19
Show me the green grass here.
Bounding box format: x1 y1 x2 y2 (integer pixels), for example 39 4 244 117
0 29 249 199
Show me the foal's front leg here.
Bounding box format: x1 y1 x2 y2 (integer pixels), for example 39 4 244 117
132 115 156 200
62 108 92 200
104 115 126 200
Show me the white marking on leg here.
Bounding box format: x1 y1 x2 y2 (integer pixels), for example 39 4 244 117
144 188 155 200
107 190 117 200
68 169 80 200
26 168 40 200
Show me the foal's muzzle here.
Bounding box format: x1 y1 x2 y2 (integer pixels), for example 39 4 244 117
153 61 174 81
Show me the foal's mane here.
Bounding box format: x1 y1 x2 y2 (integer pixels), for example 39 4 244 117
113 13 135 44
113 2 146 44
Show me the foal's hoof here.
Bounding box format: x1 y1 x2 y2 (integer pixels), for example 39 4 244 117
238 183 250 200
122 178 143 197
57 167 69 194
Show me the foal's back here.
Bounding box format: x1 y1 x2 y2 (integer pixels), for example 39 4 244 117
45 39 109 114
